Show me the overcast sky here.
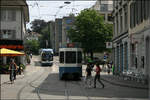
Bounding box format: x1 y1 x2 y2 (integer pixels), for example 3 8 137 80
26 0 96 29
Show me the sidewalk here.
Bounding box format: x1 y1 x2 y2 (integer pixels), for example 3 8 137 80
0 56 41 85
100 72 149 89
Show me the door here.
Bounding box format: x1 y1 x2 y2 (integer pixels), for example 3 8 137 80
146 37 150 76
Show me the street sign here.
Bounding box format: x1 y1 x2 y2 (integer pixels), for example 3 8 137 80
106 42 112 48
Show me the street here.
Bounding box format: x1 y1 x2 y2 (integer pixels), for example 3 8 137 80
1 56 148 100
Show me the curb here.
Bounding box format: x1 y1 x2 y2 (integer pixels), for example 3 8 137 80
101 78 148 90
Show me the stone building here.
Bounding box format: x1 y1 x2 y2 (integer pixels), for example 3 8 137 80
0 0 29 65
91 0 113 23
112 0 150 80
55 19 62 54
50 21 55 53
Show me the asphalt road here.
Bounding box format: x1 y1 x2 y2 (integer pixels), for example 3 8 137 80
1 56 148 100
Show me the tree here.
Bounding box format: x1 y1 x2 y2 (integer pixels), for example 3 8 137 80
24 40 40 54
30 19 47 34
39 22 51 48
68 9 113 59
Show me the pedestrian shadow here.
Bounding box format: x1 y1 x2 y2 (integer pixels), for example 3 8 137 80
34 61 53 67
31 73 148 99
34 61 41 66
1 81 13 85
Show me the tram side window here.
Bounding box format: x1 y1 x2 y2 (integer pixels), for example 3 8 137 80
77 51 82 63
60 52 64 63
66 51 76 63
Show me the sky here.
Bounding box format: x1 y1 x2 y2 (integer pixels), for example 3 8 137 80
26 0 96 29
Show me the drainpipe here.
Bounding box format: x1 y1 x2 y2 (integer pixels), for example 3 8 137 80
21 7 23 40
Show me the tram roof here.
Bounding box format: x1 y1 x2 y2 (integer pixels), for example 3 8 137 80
59 48 82 52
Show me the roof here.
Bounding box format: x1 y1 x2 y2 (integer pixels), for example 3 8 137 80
0 0 29 22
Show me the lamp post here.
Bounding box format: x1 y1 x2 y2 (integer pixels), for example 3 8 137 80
52 2 71 54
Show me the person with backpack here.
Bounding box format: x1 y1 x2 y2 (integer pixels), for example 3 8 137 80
85 63 93 88
9 59 18 84
94 63 104 88
17 62 22 75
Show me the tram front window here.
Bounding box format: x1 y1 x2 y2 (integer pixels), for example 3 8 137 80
66 51 76 63
59 52 64 63
78 51 82 63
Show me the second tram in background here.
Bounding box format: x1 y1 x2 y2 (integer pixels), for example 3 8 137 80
40 49 53 66
59 48 82 80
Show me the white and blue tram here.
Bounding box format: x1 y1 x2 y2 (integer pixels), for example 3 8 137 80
59 48 82 79
40 49 53 66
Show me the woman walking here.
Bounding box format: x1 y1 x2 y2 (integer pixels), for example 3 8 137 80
94 63 104 88
9 59 17 84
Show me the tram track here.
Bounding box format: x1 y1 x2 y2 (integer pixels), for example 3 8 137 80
64 81 70 100
64 79 91 100
16 67 47 100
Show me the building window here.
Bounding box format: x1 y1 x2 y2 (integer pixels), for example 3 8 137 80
100 4 108 12
140 0 143 23
116 14 118 35
66 19 72 24
0 10 7 21
120 10 123 33
145 0 149 19
143 0 146 20
8 10 16 21
137 1 141 24
134 2 137 26
149 0 150 18
124 5 128 30
130 3 134 29
0 30 16 39
0 9 16 21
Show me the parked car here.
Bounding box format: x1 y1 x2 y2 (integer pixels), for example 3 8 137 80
93 57 105 65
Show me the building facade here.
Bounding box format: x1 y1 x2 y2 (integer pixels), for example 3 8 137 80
50 21 55 54
0 0 29 64
50 15 75 54
91 0 113 23
24 32 40 41
112 0 150 80
61 15 75 48
55 19 62 54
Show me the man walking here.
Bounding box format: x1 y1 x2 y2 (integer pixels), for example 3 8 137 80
94 63 104 88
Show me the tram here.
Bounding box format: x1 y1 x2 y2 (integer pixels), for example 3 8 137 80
40 49 53 66
59 48 82 80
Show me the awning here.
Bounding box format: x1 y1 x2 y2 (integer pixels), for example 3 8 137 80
0 48 25 56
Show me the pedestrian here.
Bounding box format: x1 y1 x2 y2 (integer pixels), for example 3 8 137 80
85 63 93 88
107 63 111 74
17 62 22 75
9 58 18 84
112 64 115 75
26 54 31 64
94 63 104 88
30 53 32 59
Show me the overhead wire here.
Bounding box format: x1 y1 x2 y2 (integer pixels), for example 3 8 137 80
34 0 41 19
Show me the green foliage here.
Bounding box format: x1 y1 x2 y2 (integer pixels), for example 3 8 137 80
68 9 113 54
31 19 47 34
0 65 9 74
20 64 25 69
39 23 51 48
24 40 40 54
